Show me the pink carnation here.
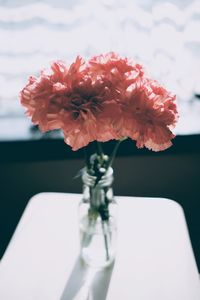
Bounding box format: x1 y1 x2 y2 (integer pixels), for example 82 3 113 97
119 78 178 151
20 56 120 150
20 73 62 132
20 52 178 152
88 52 145 94
59 77 120 150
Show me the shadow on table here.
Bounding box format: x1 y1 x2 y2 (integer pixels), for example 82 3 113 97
60 256 115 300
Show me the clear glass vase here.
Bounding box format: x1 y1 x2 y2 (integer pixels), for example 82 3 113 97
78 167 117 268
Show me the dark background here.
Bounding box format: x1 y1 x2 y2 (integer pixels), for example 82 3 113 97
0 135 200 271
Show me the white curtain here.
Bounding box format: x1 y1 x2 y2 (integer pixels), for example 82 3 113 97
0 0 200 134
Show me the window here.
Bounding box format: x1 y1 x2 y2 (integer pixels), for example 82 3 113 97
0 0 200 137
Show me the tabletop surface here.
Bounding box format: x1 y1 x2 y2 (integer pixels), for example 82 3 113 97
0 193 200 300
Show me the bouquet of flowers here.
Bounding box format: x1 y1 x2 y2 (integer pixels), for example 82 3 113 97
20 52 178 267
20 51 178 178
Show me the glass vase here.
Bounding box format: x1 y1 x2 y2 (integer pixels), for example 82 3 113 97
78 167 117 268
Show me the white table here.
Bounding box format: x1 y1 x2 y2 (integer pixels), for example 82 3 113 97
0 193 199 300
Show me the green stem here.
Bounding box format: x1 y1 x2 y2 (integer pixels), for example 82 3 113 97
96 141 104 158
107 137 127 169
84 147 91 171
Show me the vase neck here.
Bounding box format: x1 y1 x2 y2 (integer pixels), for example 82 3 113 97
82 167 114 209
82 167 114 188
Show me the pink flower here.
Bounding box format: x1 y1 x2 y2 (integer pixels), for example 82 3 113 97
20 52 178 152
20 56 120 150
60 76 120 150
88 52 144 94
119 78 178 151
20 73 62 132
20 60 67 132
20 56 88 131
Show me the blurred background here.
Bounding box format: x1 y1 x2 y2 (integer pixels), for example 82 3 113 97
1 0 200 135
0 0 200 271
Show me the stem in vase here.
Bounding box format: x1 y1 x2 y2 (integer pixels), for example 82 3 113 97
101 219 110 261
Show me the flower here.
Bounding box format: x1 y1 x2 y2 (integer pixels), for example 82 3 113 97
119 77 177 151
20 52 178 152
88 52 144 93
20 61 68 132
20 56 121 150
60 76 120 150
